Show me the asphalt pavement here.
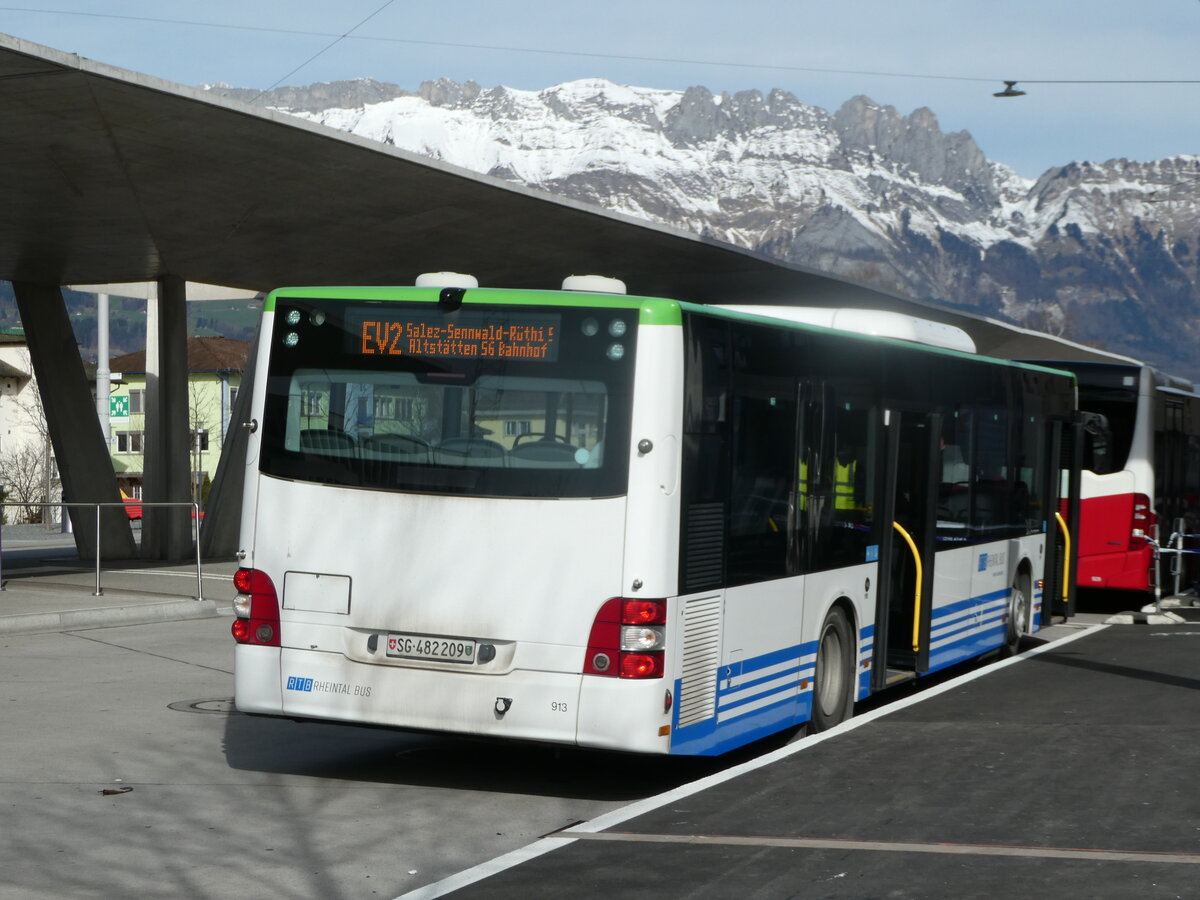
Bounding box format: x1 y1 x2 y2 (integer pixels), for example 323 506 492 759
3 526 1198 899
411 621 1200 899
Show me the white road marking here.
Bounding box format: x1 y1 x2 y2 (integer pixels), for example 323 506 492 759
392 623 1110 899
568 830 1200 864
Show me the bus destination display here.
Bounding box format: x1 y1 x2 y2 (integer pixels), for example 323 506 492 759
347 310 561 362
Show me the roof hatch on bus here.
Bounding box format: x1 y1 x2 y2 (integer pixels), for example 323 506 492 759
561 275 627 294
414 272 479 288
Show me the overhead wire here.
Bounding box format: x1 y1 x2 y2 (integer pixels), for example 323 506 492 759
253 0 398 97
5 6 1200 89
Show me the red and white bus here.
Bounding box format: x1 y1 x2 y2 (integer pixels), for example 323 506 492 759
1029 361 1200 595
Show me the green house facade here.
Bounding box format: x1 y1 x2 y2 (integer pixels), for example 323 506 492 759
108 337 249 504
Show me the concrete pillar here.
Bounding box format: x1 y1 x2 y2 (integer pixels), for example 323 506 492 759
95 292 110 441
10 282 137 559
200 328 258 559
141 275 193 559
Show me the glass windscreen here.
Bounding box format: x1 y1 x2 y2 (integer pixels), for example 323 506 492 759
1025 361 1136 473
1072 368 1137 473
260 299 638 498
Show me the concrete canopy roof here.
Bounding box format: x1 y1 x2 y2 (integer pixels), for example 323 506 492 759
0 32 1133 366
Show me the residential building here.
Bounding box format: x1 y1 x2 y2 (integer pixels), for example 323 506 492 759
109 337 249 505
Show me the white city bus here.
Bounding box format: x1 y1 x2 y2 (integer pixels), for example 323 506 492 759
232 278 1077 756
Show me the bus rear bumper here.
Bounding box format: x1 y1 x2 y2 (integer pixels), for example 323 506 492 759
1077 546 1155 592
235 647 675 753
239 646 667 750
234 644 283 713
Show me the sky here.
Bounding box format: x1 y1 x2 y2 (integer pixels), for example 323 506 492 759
2 1 1198 178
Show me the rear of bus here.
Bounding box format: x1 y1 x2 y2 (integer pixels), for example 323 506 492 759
1069 364 1157 591
231 282 685 753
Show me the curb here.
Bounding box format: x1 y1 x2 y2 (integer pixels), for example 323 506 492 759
0 598 219 635
1104 610 1187 625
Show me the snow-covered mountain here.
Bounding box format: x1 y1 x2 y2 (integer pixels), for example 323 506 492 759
206 78 1200 378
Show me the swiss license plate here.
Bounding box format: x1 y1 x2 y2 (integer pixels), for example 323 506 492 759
386 633 476 663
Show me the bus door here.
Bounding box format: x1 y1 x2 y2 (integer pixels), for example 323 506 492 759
1042 416 1074 621
873 409 939 688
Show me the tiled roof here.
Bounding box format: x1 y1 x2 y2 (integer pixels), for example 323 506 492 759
110 336 250 375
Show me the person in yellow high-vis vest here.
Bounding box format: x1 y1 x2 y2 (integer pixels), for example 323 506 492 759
834 448 858 511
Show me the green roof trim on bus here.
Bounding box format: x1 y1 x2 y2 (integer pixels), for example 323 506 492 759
678 300 1077 381
261 286 1070 382
264 286 682 325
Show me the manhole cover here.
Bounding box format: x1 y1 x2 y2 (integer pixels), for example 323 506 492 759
168 698 236 715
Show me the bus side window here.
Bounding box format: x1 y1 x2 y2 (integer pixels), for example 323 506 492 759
727 385 796 584
936 411 973 543
809 398 877 571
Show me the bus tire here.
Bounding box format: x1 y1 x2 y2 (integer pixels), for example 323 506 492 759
811 606 855 732
1004 576 1030 657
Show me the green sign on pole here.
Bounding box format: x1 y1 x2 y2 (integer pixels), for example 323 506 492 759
110 395 130 419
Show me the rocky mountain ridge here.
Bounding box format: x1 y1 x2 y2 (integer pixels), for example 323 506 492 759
204 78 1200 379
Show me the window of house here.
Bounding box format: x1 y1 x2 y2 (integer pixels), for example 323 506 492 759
116 431 144 453
301 389 323 417
374 396 396 419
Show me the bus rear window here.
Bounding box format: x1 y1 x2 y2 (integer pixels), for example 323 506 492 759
259 300 637 498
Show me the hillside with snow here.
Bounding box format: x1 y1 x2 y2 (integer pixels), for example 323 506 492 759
207 77 1200 378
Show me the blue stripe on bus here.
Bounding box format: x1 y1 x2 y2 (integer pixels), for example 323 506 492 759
931 607 1005 646
717 645 812 714
931 588 1010 620
719 665 806 711
858 624 873 701
927 622 1007 673
671 640 815 755
669 589 1018 754
671 685 805 756
926 586 1014 671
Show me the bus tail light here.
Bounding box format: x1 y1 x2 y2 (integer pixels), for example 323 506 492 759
231 568 281 647
584 597 666 678
1130 494 1156 548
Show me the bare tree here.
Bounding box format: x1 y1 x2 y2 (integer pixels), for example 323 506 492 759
3 351 58 524
189 380 216 506
0 441 49 523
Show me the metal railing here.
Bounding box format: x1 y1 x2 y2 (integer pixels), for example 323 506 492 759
1158 518 1200 605
0 501 203 601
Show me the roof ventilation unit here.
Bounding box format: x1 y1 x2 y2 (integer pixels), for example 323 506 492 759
562 275 627 294
415 272 479 289
716 306 976 354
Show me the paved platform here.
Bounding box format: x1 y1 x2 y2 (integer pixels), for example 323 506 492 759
0 526 234 634
406 622 1200 899
3 528 1197 899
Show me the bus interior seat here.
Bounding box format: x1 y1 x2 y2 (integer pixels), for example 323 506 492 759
942 444 970 483
508 439 580 467
939 481 970 522
434 437 508 466
360 434 430 461
299 429 357 455
972 480 1006 525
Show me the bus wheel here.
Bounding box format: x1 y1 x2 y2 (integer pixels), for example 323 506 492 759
1004 577 1030 656
812 606 854 732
